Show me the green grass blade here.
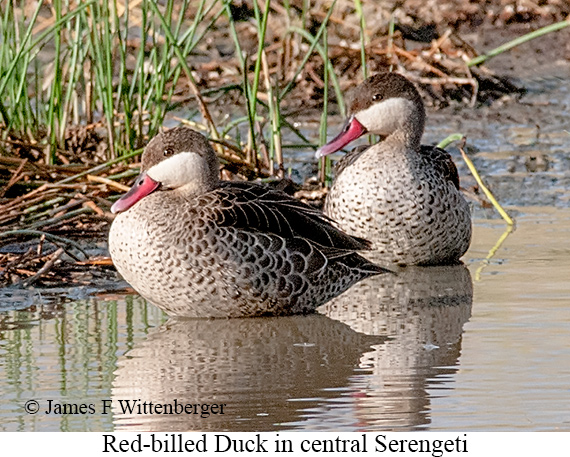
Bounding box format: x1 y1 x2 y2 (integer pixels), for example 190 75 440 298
468 19 570 67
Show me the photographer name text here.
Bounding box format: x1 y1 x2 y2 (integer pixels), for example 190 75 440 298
24 399 226 417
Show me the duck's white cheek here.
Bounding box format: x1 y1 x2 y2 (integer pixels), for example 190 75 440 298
355 97 415 134
146 152 204 188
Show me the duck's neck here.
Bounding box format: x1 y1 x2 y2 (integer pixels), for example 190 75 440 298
383 107 425 152
177 175 219 198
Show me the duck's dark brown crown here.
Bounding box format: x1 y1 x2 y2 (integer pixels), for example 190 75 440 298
346 72 423 116
141 127 216 172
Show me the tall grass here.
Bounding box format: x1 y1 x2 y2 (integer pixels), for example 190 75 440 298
0 0 223 164
354 0 368 80
0 0 346 178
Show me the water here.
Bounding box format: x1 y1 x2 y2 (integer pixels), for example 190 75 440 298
1 72 569 432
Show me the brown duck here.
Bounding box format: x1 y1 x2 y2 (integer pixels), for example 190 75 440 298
109 127 387 318
316 72 472 265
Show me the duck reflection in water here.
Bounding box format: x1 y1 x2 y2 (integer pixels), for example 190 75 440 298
112 264 472 432
316 264 473 430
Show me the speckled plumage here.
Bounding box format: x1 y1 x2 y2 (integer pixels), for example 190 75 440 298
320 73 472 265
109 127 386 318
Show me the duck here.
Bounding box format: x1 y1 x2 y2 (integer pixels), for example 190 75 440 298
316 72 472 266
109 127 387 318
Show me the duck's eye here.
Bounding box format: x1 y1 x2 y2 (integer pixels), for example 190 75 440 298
372 93 383 101
164 147 174 156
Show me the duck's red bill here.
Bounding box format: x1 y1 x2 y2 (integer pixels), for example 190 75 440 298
315 116 367 158
111 172 160 214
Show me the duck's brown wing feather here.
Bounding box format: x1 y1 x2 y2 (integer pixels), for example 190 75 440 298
421 145 460 190
211 181 373 252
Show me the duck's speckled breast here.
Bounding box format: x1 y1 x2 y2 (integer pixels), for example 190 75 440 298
109 191 237 316
324 145 471 265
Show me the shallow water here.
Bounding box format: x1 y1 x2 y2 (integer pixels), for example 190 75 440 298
1 209 568 432
1 70 569 432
